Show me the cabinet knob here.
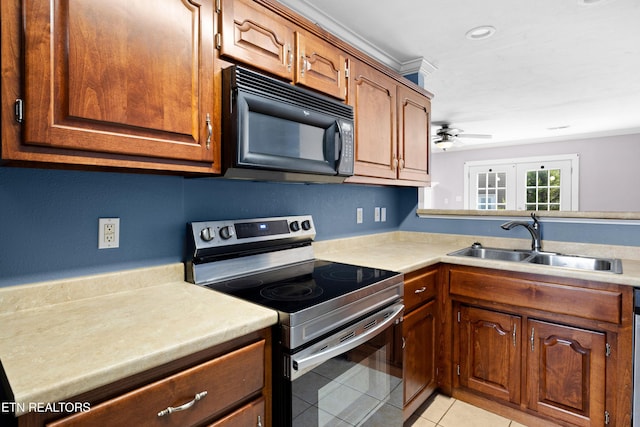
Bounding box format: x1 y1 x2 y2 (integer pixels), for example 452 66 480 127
414 286 427 294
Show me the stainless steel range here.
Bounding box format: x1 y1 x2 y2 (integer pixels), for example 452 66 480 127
186 215 404 427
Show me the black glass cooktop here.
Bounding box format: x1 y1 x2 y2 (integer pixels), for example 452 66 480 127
205 260 400 314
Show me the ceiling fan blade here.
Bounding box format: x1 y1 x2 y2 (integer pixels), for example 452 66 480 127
456 133 492 139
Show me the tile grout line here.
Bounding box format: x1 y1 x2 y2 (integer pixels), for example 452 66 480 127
433 397 457 426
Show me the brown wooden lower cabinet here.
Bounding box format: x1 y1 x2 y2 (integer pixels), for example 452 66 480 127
402 266 439 420
446 265 633 427
15 330 271 427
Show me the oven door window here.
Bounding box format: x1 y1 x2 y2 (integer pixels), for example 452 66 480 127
291 326 403 426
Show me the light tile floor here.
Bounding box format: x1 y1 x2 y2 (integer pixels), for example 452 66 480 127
405 394 528 427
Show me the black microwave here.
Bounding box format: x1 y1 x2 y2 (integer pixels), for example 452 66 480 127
222 65 354 183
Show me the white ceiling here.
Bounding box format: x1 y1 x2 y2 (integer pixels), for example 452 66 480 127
278 0 640 151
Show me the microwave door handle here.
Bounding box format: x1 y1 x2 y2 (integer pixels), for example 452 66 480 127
335 120 343 161
290 303 403 377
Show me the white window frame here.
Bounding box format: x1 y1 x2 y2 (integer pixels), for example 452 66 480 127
464 154 579 211
466 163 516 210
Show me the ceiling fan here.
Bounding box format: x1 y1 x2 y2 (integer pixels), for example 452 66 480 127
432 123 492 150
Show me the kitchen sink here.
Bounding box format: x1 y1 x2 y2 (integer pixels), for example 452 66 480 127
448 243 623 274
447 246 533 262
528 252 623 274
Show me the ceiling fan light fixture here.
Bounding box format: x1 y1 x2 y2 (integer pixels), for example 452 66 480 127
465 25 496 40
435 140 454 150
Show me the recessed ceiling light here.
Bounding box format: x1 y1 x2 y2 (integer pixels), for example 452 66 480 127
465 26 496 40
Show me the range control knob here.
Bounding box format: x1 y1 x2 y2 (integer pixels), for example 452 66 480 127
200 227 215 242
219 225 235 240
289 221 300 232
301 220 312 231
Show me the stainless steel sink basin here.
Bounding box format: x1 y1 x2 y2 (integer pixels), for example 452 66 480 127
448 243 623 274
528 253 623 274
448 246 533 262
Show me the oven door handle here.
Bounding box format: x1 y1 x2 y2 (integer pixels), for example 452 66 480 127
290 303 403 378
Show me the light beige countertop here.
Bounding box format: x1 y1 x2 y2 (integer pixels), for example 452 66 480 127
0 263 278 416
3 231 640 417
314 231 640 286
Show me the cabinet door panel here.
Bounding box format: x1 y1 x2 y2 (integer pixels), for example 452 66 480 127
527 319 605 426
219 0 294 80
458 306 521 404
24 0 215 162
397 85 430 182
296 33 346 100
350 61 397 179
403 300 437 406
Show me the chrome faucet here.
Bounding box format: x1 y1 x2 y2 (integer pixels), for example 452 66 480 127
501 213 542 252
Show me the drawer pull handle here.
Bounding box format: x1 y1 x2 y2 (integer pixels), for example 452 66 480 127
157 391 208 417
414 287 427 294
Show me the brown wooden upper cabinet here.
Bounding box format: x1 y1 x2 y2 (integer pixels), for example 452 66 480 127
5 0 218 172
218 0 347 100
348 59 431 185
397 85 431 182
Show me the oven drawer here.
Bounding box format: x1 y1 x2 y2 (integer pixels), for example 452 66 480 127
47 340 265 427
404 267 438 312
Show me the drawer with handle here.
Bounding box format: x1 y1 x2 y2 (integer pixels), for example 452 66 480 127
47 340 265 427
404 267 438 312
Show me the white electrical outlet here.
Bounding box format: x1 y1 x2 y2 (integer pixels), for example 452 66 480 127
374 207 381 222
381 207 387 222
99 218 120 249
356 208 363 224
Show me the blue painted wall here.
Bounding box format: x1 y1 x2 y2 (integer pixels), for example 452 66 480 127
0 167 411 287
1 167 638 287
